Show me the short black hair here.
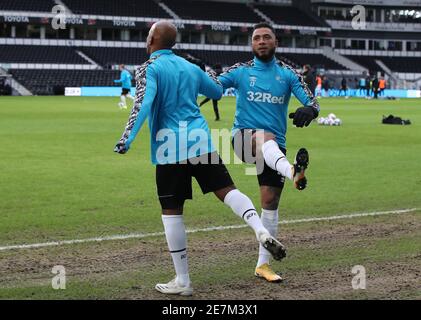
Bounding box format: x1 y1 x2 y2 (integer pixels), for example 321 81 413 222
253 22 275 33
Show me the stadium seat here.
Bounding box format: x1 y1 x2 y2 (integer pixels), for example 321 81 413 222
345 56 421 73
8 69 121 95
254 5 327 27
62 0 170 18
163 0 260 23
281 53 348 70
176 50 254 68
0 45 89 64
0 0 55 12
81 47 148 67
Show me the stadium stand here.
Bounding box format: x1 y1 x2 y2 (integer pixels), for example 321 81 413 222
179 50 254 67
173 50 346 71
276 54 300 69
164 0 260 23
62 0 170 18
81 47 148 67
0 0 54 12
0 45 89 64
281 53 348 70
379 57 421 73
255 5 326 27
81 48 304 70
1 0 420 94
393 14 421 23
346 56 421 73
345 55 383 73
9 69 120 95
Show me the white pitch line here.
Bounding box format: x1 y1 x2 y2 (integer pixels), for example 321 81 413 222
0 208 418 252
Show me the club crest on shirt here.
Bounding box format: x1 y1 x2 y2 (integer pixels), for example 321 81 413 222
249 76 257 87
276 75 285 84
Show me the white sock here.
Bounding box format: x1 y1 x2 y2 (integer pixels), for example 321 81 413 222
262 140 293 180
120 95 127 106
126 93 135 101
223 189 266 236
161 215 190 287
257 209 279 268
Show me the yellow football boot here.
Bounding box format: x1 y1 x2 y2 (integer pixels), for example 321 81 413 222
255 263 283 283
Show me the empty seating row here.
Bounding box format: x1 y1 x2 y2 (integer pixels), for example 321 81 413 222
0 0 55 12
81 47 148 66
163 0 260 23
347 55 421 73
9 69 121 95
61 0 170 18
0 45 89 64
255 5 326 27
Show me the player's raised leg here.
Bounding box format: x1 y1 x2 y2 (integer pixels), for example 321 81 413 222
253 131 308 190
191 153 287 261
292 148 309 191
214 185 287 261
252 131 292 179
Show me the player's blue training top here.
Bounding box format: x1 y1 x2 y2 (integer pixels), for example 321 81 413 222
114 69 132 89
218 56 320 149
359 78 366 87
117 49 223 164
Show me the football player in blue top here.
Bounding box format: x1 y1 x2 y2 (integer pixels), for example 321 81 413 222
114 64 134 109
114 21 286 296
219 23 320 283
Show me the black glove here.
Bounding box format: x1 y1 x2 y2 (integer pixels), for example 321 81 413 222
289 107 318 128
114 142 128 154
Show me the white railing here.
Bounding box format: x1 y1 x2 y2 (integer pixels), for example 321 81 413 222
336 49 421 58
0 63 98 70
0 10 330 31
327 20 421 33
0 38 325 54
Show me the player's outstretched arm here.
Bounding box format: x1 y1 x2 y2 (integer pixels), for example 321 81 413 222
114 104 150 154
199 68 223 101
114 74 123 83
287 67 320 128
114 64 157 154
218 63 243 90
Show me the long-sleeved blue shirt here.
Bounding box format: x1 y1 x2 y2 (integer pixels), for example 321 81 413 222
219 56 320 149
116 49 223 164
114 69 132 89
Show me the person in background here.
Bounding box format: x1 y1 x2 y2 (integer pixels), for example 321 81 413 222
379 76 386 97
114 64 134 109
322 75 330 97
372 75 379 99
365 74 372 99
339 77 348 98
315 75 322 97
303 64 317 96
358 75 366 96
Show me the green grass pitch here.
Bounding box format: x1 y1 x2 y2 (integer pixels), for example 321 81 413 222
0 96 420 299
